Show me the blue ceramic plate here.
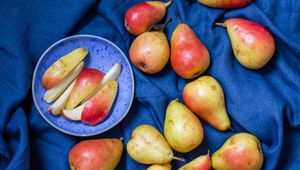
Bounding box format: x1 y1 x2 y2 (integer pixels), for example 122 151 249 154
32 35 134 136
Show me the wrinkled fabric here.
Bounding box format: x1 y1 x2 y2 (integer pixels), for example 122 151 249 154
0 0 299 169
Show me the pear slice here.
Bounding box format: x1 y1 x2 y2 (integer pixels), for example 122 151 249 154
62 80 118 126
81 63 121 104
65 68 105 110
62 104 85 121
42 48 88 89
43 61 84 103
48 81 75 115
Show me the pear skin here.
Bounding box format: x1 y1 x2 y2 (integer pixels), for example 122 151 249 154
81 80 118 126
216 18 275 69
164 100 204 153
69 138 123 170
198 0 251 8
127 124 182 164
125 1 172 35
129 31 169 74
171 23 210 79
212 133 264 170
147 163 172 170
183 76 231 131
179 151 211 170
42 48 88 89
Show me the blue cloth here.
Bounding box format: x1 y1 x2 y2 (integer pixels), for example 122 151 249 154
0 0 299 169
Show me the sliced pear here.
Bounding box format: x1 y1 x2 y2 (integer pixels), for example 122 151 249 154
81 63 121 104
43 61 84 103
48 81 75 115
42 48 88 89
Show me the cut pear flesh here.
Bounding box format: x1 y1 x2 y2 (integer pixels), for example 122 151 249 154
81 63 121 104
62 104 85 121
48 81 76 115
43 61 84 103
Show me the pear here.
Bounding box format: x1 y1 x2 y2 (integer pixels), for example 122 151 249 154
42 47 88 89
182 76 231 131
212 133 264 170
164 100 204 153
127 124 184 164
171 21 210 79
179 151 211 170
68 138 123 170
215 18 275 69
147 163 172 170
129 30 169 74
198 0 251 8
125 1 172 35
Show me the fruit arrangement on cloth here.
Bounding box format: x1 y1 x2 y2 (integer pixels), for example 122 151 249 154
65 0 276 169
42 47 121 126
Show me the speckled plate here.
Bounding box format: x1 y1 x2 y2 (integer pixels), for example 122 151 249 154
32 35 134 136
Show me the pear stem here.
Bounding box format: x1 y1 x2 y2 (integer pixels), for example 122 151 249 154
164 0 173 8
207 150 210 156
215 22 226 27
171 155 185 162
161 18 172 31
229 127 234 131
176 14 182 24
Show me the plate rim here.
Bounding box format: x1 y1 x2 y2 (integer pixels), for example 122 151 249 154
32 34 135 137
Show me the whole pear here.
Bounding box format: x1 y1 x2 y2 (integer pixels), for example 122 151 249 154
179 151 211 170
147 163 172 170
182 76 231 131
164 100 204 153
198 0 251 8
68 138 123 170
127 124 183 164
212 133 264 170
129 31 169 74
171 23 210 79
216 18 275 69
125 1 172 35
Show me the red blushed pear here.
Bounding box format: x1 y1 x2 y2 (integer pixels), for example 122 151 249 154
125 1 172 35
69 138 123 170
198 0 251 8
81 80 118 126
183 76 231 131
179 151 211 170
129 20 170 74
65 68 104 110
215 18 275 69
171 20 210 79
212 133 264 170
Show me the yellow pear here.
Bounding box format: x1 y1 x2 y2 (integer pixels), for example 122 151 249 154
147 163 172 170
127 124 183 164
183 76 231 131
164 100 204 153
